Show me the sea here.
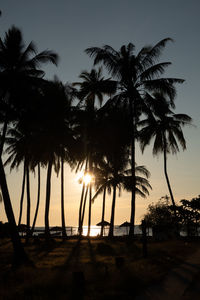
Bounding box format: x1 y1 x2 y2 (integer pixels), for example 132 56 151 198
33 225 152 237
32 225 200 237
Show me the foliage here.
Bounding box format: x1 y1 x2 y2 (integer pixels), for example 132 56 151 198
178 195 200 235
144 196 175 228
144 195 200 236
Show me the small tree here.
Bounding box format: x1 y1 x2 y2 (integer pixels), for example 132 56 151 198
179 196 200 236
144 197 176 239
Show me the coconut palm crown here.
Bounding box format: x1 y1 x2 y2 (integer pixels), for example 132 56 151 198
85 38 184 236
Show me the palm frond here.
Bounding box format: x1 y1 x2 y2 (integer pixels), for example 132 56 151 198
18 41 37 65
141 38 173 67
138 62 171 82
143 78 184 105
173 114 192 124
28 50 59 68
91 183 107 203
152 131 164 155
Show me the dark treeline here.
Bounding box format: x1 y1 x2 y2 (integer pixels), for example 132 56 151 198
0 26 192 266
144 195 200 238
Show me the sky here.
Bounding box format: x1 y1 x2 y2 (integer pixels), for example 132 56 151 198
0 0 199 227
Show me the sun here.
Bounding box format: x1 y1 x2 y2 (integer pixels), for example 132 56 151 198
76 171 94 185
83 173 92 185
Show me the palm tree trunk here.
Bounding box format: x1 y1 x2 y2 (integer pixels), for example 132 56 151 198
129 97 136 237
163 138 177 218
78 184 85 234
87 157 92 236
78 159 88 234
80 186 88 235
45 159 53 240
87 184 92 236
100 187 106 237
31 164 41 235
26 163 31 242
61 157 67 237
18 161 26 226
108 184 117 237
0 158 29 266
163 136 179 236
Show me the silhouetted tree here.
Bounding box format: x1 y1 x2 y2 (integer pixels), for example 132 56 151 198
86 39 183 236
0 26 58 263
31 163 41 235
5 122 35 240
0 26 58 155
36 80 75 239
179 196 200 236
74 68 116 236
92 160 112 236
139 92 192 220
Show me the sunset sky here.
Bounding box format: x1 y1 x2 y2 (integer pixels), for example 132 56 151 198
0 0 199 226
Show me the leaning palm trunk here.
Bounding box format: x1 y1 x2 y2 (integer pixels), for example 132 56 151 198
61 157 67 237
163 136 178 222
0 158 29 265
108 184 117 237
129 98 136 237
78 159 88 234
31 164 41 235
26 163 31 242
100 187 106 237
87 184 92 236
18 161 26 226
87 158 92 236
129 133 136 236
80 186 89 235
78 184 86 234
45 159 53 240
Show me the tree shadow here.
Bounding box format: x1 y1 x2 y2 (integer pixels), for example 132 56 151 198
31 239 63 259
53 237 85 299
87 238 97 266
62 237 82 269
0 239 12 247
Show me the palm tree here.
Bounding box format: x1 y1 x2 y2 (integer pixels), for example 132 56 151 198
0 159 30 265
86 39 184 236
92 158 151 237
73 67 116 109
0 26 58 155
25 159 31 240
36 79 75 240
2 120 32 262
5 123 34 240
4 85 44 234
92 160 112 236
74 68 116 236
4 125 26 227
79 183 89 236
30 163 41 236
90 104 131 237
60 156 66 237
139 92 192 220
0 26 58 263
57 82 76 238
18 161 26 226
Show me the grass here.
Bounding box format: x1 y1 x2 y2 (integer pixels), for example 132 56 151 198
0 237 199 299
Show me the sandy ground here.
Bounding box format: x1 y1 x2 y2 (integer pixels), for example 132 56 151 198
0 238 200 299
136 247 200 299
